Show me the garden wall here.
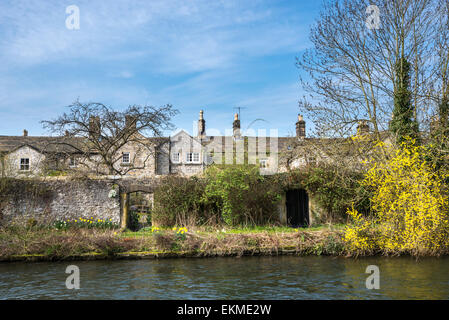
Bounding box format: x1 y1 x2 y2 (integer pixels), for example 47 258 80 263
0 178 121 226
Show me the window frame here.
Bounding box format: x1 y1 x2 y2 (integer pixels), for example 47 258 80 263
186 152 201 163
122 152 130 164
259 158 268 168
172 151 181 163
306 155 317 166
19 158 30 171
69 156 77 168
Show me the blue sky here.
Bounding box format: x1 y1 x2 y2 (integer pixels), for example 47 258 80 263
0 0 321 137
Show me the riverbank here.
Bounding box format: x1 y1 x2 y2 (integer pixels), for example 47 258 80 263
0 226 347 262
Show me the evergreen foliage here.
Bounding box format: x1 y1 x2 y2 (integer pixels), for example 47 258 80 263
390 57 419 144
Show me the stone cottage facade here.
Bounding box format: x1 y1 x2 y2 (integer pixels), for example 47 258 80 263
0 111 374 227
0 111 326 178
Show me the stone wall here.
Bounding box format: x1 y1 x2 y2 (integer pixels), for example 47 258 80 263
0 178 121 226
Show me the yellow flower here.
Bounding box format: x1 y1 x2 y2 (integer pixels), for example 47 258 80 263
344 138 449 254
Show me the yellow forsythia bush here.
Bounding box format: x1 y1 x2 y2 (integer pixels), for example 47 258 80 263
344 139 449 256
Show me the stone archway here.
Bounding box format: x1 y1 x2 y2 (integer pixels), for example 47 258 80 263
119 184 155 229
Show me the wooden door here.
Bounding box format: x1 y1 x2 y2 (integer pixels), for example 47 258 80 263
286 189 309 227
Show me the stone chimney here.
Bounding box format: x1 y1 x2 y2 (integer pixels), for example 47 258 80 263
357 120 370 136
89 116 101 140
296 115 305 139
125 115 137 131
233 113 241 138
23 129 28 137
198 110 206 138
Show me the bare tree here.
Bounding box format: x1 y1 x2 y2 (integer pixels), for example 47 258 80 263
430 0 449 135
297 0 436 142
41 100 178 176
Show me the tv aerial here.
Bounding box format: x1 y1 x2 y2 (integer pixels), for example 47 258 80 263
233 106 246 119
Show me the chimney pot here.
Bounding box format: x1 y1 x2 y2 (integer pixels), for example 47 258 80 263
89 116 101 139
23 129 28 137
125 115 137 130
296 115 305 139
357 120 370 136
233 113 241 138
198 110 206 137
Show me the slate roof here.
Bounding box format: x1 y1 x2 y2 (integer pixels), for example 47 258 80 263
0 136 86 154
198 135 348 151
0 135 170 155
0 132 381 156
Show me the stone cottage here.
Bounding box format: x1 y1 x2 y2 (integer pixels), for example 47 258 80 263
0 111 372 227
0 111 320 178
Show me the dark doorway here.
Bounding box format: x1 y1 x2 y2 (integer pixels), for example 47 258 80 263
286 189 309 227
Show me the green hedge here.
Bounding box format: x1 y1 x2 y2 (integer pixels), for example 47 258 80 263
152 164 369 227
152 165 282 227
203 165 282 226
152 175 210 226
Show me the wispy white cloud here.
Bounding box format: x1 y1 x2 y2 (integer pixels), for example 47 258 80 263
0 0 317 136
0 0 307 71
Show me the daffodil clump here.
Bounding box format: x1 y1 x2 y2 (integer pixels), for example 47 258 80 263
151 226 161 233
173 226 188 241
53 217 118 230
344 139 449 256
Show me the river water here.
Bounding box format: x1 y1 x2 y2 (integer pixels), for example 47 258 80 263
0 256 448 299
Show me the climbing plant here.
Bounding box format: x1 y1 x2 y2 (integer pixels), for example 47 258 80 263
390 57 419 144
203 165 282 226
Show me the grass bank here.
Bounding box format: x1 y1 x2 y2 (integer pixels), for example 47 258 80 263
0 225 346 262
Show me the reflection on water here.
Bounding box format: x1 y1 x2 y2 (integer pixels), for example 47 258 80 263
0 256 448 299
